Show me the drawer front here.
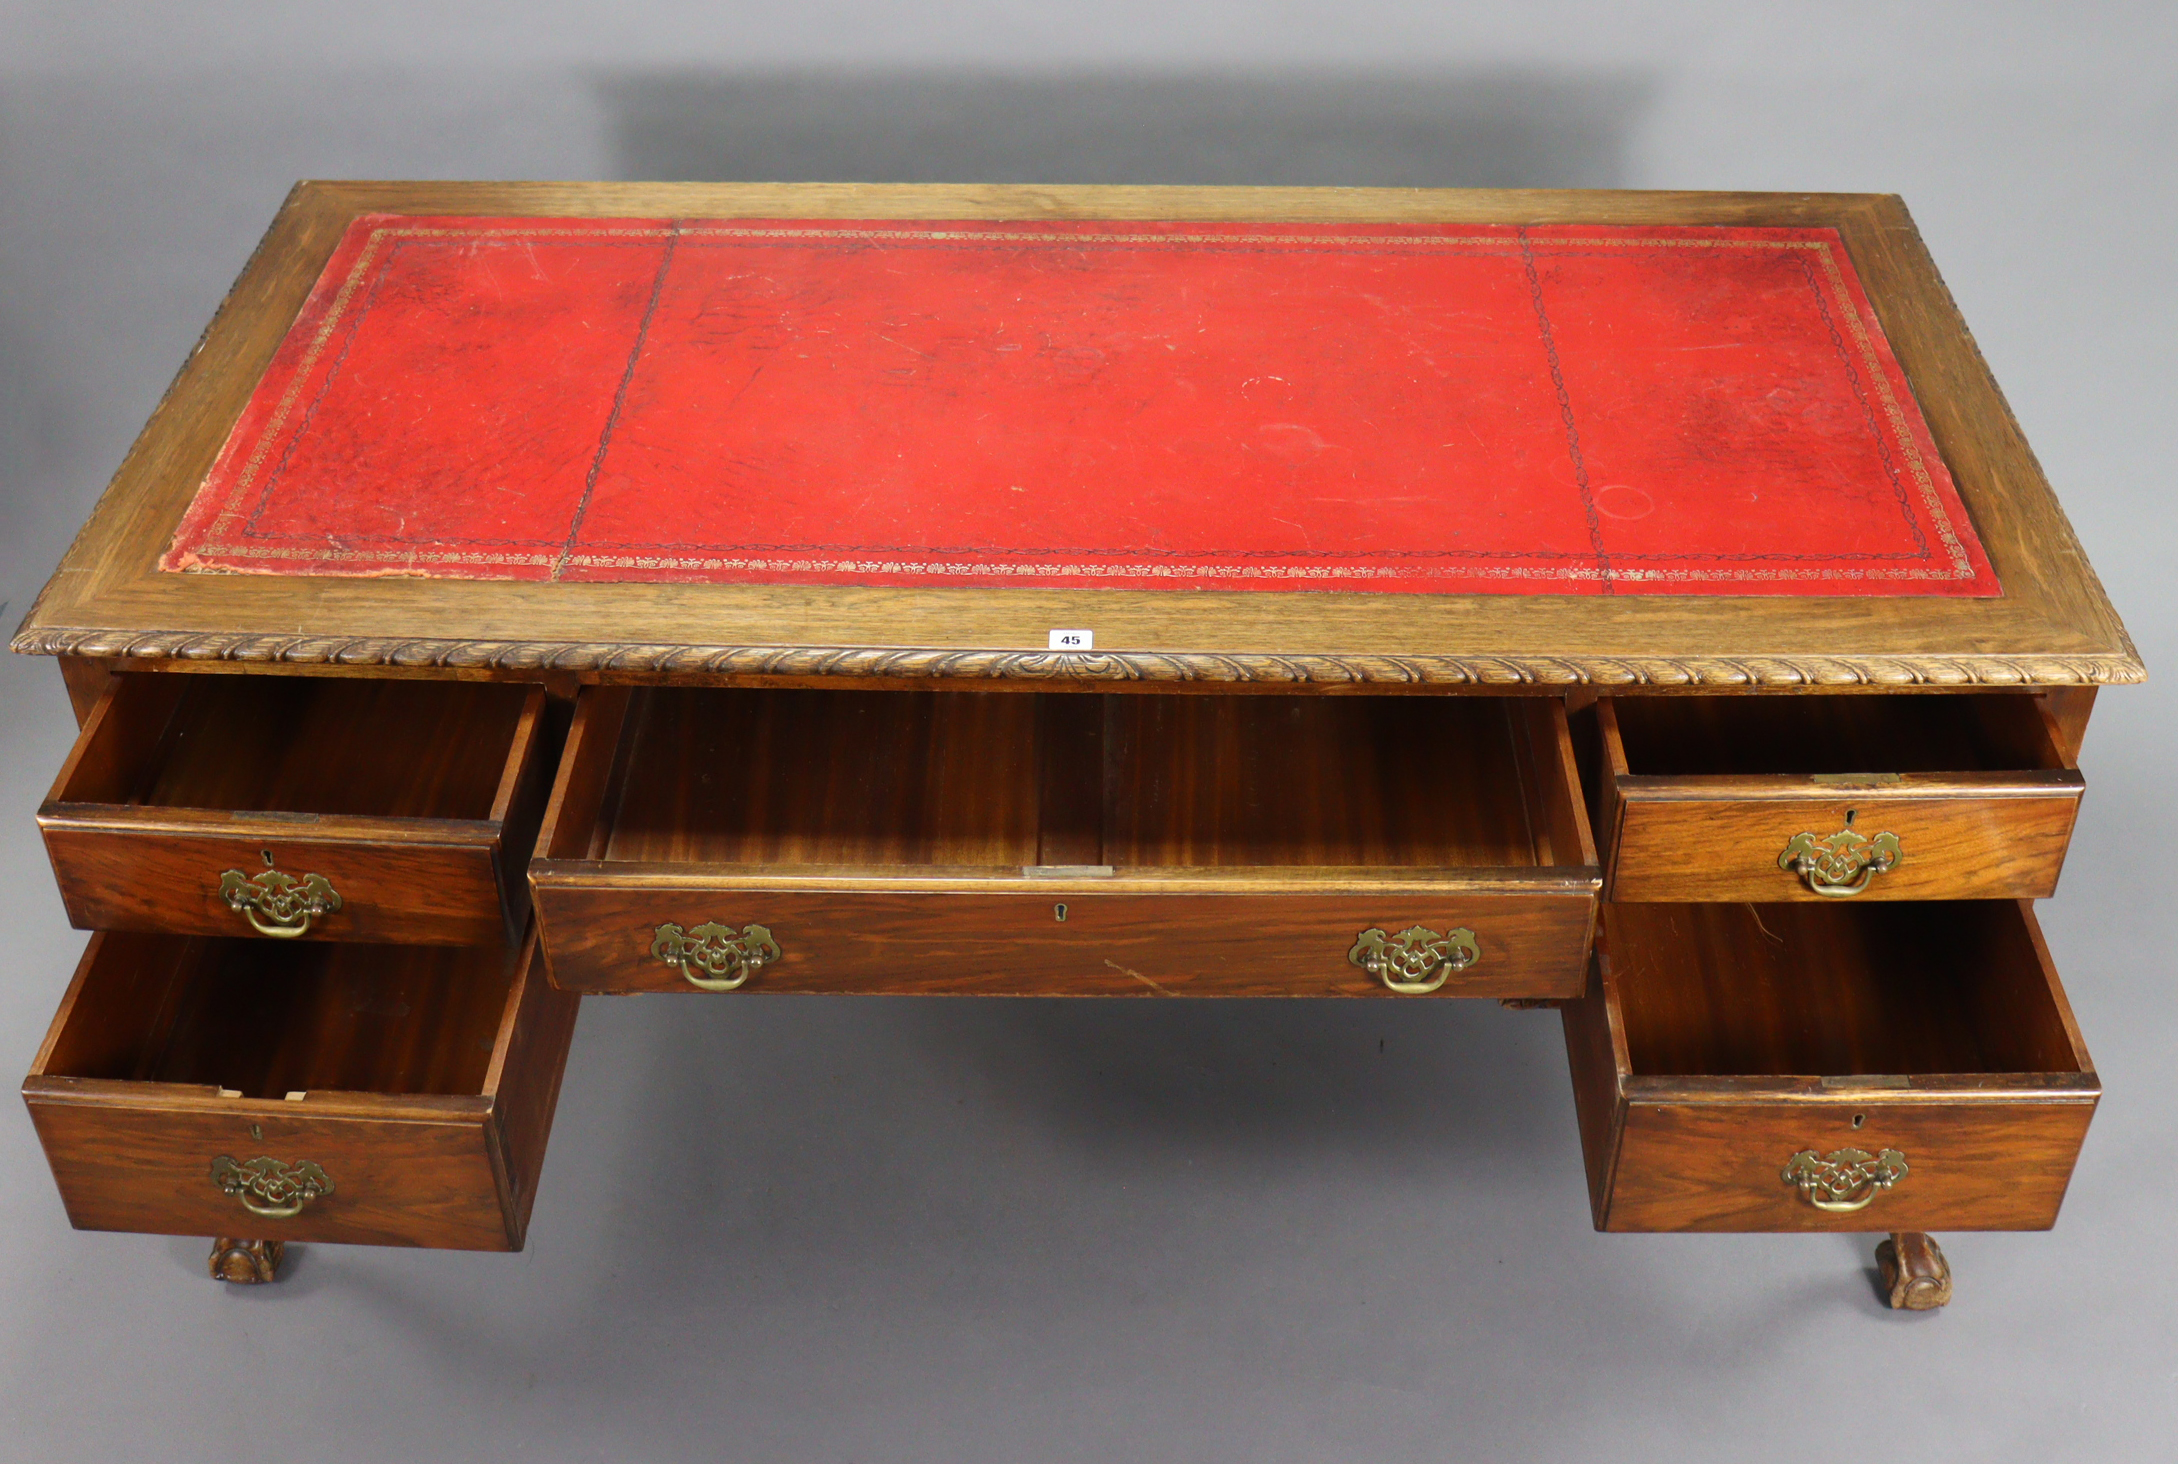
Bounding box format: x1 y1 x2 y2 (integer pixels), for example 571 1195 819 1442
1603 1093 2096 1232
23 930 580 1252
24 1091 518 1249
1606 783 2082 902
535 885 1596 998
41 820 511 945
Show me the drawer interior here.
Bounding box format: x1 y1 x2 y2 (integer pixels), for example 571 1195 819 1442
1605 693 2067 777
35 931 516 1100
550 687 1591 873
52 673 538 821
1606 902 2086 1079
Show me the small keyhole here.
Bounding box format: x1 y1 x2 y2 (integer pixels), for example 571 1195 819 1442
1844 810 1857 828
249 1123 262 1140
260 849 274 867
1054 903 1068 922
1851 1113 1866 1130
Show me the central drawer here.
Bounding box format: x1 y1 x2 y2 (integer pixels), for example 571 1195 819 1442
529 688 1600 998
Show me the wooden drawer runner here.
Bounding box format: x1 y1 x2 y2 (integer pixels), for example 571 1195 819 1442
39 672 560 945
531 687 1601 998
22 929 578 1250
1593 693 2084 902
1562 900 2097 1232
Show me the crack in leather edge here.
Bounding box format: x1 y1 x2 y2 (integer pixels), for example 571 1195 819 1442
8 627 2148 686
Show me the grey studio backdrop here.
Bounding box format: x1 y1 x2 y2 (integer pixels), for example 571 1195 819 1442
2 4 2174 1460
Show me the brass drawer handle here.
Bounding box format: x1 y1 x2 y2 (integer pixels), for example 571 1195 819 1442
1778 813 1901 897
218 868 342 938
1347 924 1479 994
651 921 780 991
1782 1146 1908 1212
211 1155 335 1219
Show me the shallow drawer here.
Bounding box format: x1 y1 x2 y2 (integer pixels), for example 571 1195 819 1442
1562 900 2097 1232
1592 693 2083 902
39 672 560 945
22 928 579 1251
530 687 1600 998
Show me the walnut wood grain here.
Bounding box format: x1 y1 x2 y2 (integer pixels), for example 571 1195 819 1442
9 183 2141 689
1097 694 1554 867
37 672 554 944
529 687 1599 995
1597 693 2085 901
1560 900 2097 1233
550 687 1587 869
21 929 578 1250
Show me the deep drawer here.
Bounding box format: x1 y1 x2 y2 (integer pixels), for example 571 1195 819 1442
1562 900 2097 1232
531 687 1601 998
1592 693 2084 902
39 672 559 945
22 929 578 1251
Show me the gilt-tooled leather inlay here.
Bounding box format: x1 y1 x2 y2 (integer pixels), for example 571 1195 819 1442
163 216 1999 597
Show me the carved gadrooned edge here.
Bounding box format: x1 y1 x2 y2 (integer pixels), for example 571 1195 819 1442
9 626 2147 687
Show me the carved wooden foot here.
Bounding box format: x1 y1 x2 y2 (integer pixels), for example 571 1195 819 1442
1876 1232 1950 1310
208 1238 285 1284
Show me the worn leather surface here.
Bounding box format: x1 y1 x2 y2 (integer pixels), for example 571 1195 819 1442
164 215 1998 596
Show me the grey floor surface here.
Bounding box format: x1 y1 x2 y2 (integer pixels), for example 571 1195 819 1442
2 12 2176 1461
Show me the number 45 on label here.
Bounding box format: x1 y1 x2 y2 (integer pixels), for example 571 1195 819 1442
1048 629 1094 651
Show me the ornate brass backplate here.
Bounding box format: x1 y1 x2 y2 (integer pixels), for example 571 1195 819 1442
1781 1146 1908 1212
651 921 781 991
1346 924 1481 994
217 868 342 937
210 1155 335 1219
1778 815 1902 897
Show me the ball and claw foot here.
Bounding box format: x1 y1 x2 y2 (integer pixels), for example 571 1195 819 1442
209 1238 285 1284
1876 1232 1950 1310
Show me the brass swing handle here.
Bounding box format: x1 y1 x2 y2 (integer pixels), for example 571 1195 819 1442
1778 825 1902 897
1347 925 1480 994
651 921 781 991
217 868 342 938
1782 1147 1908 1212
211 1155 335 1219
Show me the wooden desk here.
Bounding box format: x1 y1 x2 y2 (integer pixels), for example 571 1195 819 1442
11 183 2139 1307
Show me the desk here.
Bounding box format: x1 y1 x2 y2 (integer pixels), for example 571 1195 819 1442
12 183 2139 1307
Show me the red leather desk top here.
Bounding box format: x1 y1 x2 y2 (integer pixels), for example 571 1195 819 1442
163 216 1997 598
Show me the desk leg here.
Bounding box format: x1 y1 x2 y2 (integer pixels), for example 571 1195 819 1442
208 1238 285 1284
1876 1232 1951 1310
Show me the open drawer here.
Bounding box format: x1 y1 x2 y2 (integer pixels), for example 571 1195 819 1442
530 688 1599 998
39 672 560 945
1562 900 2097 1232
22 928 578 1251
1594 693 2084 901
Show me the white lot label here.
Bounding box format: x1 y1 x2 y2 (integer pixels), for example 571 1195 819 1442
1047 629 1094 651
